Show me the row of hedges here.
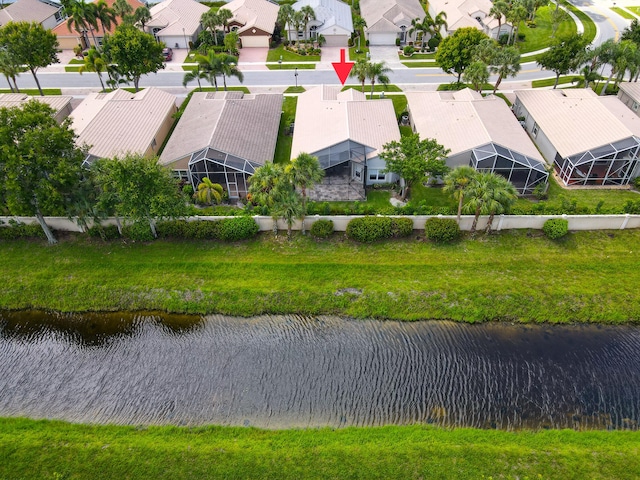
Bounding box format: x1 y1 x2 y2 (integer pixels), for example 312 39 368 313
345 217 413 243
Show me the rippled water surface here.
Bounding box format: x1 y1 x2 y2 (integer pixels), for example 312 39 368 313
0 311 639 429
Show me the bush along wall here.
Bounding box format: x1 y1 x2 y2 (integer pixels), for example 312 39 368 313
543 218 569 239
425 217 461 243
0 221 47 240
156 217 259 241
346 217 414 243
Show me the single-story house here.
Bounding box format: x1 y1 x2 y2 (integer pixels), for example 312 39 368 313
0 0 64 30
159 91 282 198
617 82 640 116
52 0 146 50
428 0 511 39
291 85 400 201
224 0 279 48
288 0 353 47
360 0 425 46
146 0 209 50
0 93 73 124
70 87 177 163
514 89 640 187
406 89 548 194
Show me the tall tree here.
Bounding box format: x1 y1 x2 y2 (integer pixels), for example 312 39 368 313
194 49 222 90
94 0 117 35
0 101 86 244
506 0 528 45
489 0 509 39
462 172 517 234
133 6 152 31
113 0 133 21
537 33 588 88
183 64 207 91
78 47 107 91
300 5 316 43
272 188 303 237
366 61 391 96
194 178 224 205
622 18 640 45
353 15 367 50
0 21 59 96
443 166 477 224
224 30 239 54
464 60 489 92
0 48 26 93
248 162 288 235
218 53 244 90
216 8 233 34
61 0 95 48
277 4 295 42
349 58 369 92
482 174 517 233
436 27 489 83
285 152 324 234
93 154 187 239
432 11 448 37
103 24 165 91
201 10 220 45
489 45 521 93
380 133 450 201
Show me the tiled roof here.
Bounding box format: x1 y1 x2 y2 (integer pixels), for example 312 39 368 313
159 91 282 166
0 0 61 26
292 0 353 34
360 0 424 33
225 0 279 35
147 0 209 37
51 0 145 37
0 93 72 116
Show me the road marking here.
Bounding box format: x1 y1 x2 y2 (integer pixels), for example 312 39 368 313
593 6 620 42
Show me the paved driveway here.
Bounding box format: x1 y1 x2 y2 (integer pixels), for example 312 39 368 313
238 47 268 70
368 45 406 70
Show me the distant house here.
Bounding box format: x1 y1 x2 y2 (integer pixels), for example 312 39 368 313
159 91 282 198
514 89 640 187
617 82 640 116
70 88 177 163
406 89 548 194
291 85 400 201
0 93 73 124
288 0 353 47
428 0 511 39
0 0 64 29
146 0 209 49
224 0 279 48
360 0 425 46
51 0 145 50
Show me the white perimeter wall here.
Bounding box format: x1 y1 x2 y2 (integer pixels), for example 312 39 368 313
3 215 640 233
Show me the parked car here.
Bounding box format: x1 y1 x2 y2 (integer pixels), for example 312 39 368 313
162 47 173 62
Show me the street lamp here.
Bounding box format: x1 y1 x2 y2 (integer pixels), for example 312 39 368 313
294 67 298 88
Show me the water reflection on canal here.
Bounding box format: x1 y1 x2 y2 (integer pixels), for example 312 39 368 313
0 311 638 430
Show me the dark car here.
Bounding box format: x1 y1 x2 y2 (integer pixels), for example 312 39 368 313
162 47 173 61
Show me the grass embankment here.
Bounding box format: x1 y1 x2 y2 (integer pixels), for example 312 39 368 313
0 89 62 95
266 63 316 70
3 229 640 322
273 96 297 164
516 5 577 54
0 418 638 479
267 44 320 62
612 6 637 20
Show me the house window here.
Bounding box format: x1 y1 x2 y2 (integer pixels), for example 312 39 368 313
532 122 539 137
633 102 639 112
173 170 189 180
369 170 386 181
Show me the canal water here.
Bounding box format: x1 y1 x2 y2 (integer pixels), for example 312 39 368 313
0 311 638 430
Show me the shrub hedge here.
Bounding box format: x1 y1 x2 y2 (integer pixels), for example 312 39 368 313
346 217 414 242
122 222 155 242
543 218 569 239
217 217 259 241
155 218 259 241
0 222 46 240
87 224 121 241
425 217 460 243
310 219 334 238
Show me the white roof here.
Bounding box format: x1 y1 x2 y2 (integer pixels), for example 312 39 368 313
159 91 282 166
618 82 640 105
360 0 425 34
0 0 61 26
225 0 279 35
0 93 72 116
291 85 400 159
292 0 353 34
147 0 209 37
406 89 544 162
429 0 502 33
515 89 640 158
70 88 177 159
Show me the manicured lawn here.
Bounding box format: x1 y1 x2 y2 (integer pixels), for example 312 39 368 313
273 96 297 164
531 75 601 88
284 86 305 93
628 6 640 15
349 45 369 61
267 44 320 62
5 227 640 322
561 0 597 43
612 6 636 19
516 5 577 54
398 52 436 60
401 61 437 68
266 63 316 70
0 88 62 95
341 84 402 92
1 418 639 480
68 58 84 64
408 183 456 207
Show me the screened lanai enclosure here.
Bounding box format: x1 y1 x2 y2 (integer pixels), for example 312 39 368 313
553 137 640 187
470 143 549 194
188 148 260 199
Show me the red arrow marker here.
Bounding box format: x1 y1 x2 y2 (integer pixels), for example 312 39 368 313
332 48 354 85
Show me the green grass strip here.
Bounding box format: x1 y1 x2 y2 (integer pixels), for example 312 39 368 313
0 88 62 95
627 6 640 16
0 418 638 479
341 84 402 92
3 229 640 322
284 86 305 93
611 6 637 19
561 0 597 43
266 63 316 70
401 61 437 68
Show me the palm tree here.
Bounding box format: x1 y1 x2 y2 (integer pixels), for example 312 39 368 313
483 174 517 234
94 0 117 36
366 61 391 96
218 53 244 90
349 58 369 92
489 0 508 39
506 1 528 46
133 6 152 31
217 8 233 34
0 48 26 93
194 178 224 205
443 166 477 224
464 60 489 92
285 153 324 234
113 0 133 21
78 47 107 91
201 10 220 45
277 4 295 42
273 189 304 237
353 15 367 50
62 0 93 48
292 10 305 44
183 64 207 91
463 172 517 234
194 49 222 90
409 16 427 46
490 45 521 93
248 162 287 235
432 11 448 37
300 5 316 44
